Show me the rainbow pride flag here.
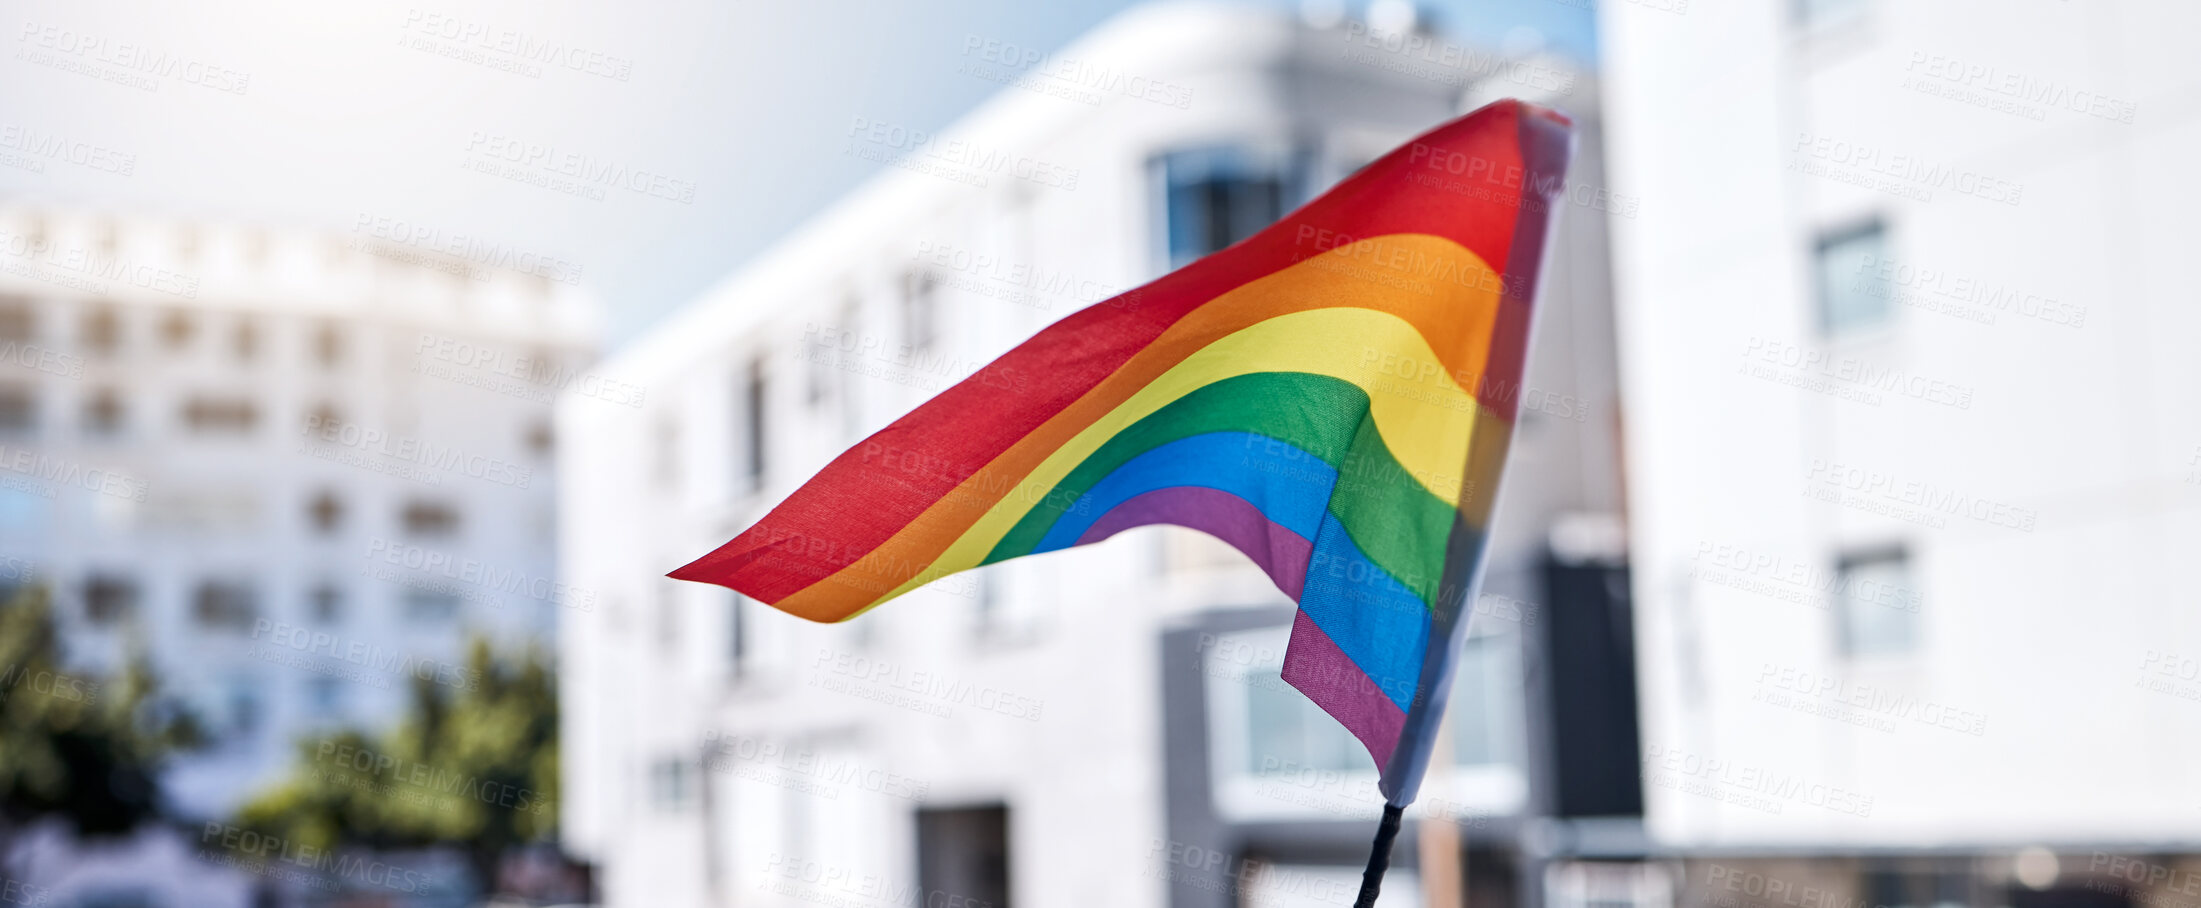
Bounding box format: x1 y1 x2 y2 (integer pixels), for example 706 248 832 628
673 99 1573 805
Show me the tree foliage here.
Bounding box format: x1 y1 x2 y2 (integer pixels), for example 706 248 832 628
233 637 558 891
0 585 199 838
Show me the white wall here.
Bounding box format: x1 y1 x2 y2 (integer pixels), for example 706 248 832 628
1601 0 2201 848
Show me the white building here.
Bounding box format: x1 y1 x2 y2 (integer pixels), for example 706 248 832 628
0 206 596 901
1600 0 2201 903
561 4 1630 907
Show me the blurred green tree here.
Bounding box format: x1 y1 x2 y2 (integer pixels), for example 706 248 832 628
233 637 558 895
0 585 201 865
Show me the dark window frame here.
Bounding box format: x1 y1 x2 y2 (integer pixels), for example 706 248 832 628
1813 216 1893 335
1833 544 1919 658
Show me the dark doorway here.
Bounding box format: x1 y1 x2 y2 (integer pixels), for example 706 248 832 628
1540 557 1645 817
917 804 1012 908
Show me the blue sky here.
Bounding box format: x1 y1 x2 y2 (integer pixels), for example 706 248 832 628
606 0 1597 340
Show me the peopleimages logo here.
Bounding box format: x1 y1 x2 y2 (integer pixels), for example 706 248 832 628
399 8 635 82
701 730 931 802
16 20 254 94
249 618 477 691
0 231 199 299
0 445 149 502
200 822 427 893
0 876 47 905
1693 540 1923 613
845 116 1082 191
1903 51 2137 124
1642 742 1876 817
1790 131 2024 205
0 339 85 379
809 648 1045 721
460 132 695 204
1803 459 2037 532
316 741 547 815
363 537 598 612
0 122 135 175
413 333 645 408
0 663 98 705
957 34 1194 110
300 412 534 489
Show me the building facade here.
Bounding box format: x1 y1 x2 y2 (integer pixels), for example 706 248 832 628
0 206 596 903
560 5 1628 907
1599 0 2201 907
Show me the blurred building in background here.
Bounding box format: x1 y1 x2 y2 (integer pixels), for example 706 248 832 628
0 207 596 903
1600 0 2201 906
560 4 1635 906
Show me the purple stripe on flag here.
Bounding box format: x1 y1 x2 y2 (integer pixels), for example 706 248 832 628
1074 485 1314 600
1282 610 1408 770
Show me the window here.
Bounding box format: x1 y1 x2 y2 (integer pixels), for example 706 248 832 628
83 574 139 624
903 272 937 354
1546 862 1676 908
1206 624 1527 820
1795 0 1867 29
400 500 460 537
1204 626 1371 820
0 298 32 342
182 396 258 434
1160 146 1302 269
82 306 121 355
649 757 693 812
728 591 749 679
403 589 460 622
1242 664 1365 775
159 310 194 349
307 490 345 534
307 676 346 716
915 806 1011 908
222 673 263 735
232 318 258 362
969 570 998 639
1816 219 1891 334
0 385 34 432
1858 865 1971 908
1835 547 1920 658
83 388 125 437
309 584 343 623
742 356 767 488
305 401 343 434
193 581 259 630
723 590 793 681
525 419 553 458
312 323 343 368
1226 640 1524 778
1449 630 1529 770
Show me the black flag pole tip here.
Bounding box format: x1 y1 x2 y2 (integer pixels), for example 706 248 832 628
1352 802 1407 908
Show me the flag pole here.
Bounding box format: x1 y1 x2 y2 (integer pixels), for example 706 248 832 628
1352 801 1407 908
1351 99 1574 908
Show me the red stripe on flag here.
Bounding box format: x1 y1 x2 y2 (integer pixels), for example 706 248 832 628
672 101 1540 605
